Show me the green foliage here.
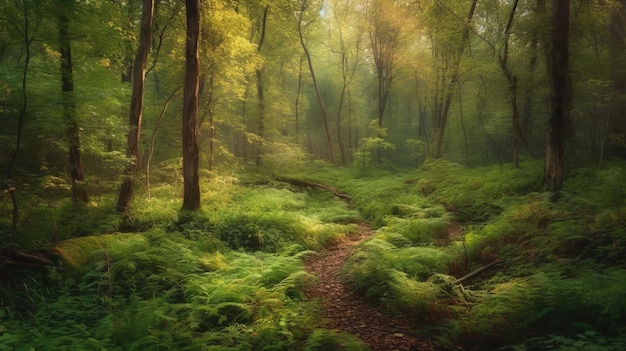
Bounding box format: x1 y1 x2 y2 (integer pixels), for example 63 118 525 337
342 236 453 316
353 120 397 172
2 180 359 350
302 329 368 351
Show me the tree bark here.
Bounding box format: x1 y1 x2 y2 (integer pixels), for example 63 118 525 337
181 0 201 211
544 0 571 191
59 13 88 206
117 0 154 213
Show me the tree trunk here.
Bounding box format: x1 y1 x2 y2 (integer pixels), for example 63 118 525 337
498 0 521 168
522 0 546 155
600 0 626 165
431 0 477 159
117 0 154 213
146 87 179 200
544 0 571 191
5 0 34 239
59 13 88 206
295 56 303 145
254 5 268 166
181 0 201 211
297 0 335 164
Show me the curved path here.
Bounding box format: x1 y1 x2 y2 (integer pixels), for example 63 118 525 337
304 224 436 351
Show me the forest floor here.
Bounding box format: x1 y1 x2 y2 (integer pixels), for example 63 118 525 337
304 223 437 351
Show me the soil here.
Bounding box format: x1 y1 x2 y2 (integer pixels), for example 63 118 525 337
304 224 437 351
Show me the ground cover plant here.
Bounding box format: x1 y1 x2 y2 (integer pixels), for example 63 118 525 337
2 159 626 350
0 175 366 351
297 159 626 349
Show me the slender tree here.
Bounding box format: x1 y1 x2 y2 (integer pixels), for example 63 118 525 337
367 0 401 129
254 5 269 166
59 8 88 205
117 0 154 213
544 0 571 191
600 0 626 166
4 0 35 238
297 0 335 164
182 0 201 211
521 0 547 153
329 0 364 165
498 0 525 168
430 0 478 159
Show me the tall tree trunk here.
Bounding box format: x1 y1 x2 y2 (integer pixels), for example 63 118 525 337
337 54 348 166
254 5 268 166
297 0 335 164
295 56 303 145
117 0 154 213
59 13 88 206
431 0 478 159
146 87 179 200
458 83 469 166
522 0 546 155
368 1 397 130
5 0 34 239
498 0 521 168
544 0 571 191
181 0 201 211
335 24 361 166
600 0 626 165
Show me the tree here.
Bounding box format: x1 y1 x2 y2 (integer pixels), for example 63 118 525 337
601 0 626 164
253 4 269 166
297 0 335 164
367 0 402 129
58 5 88 205
182 0 201 211
328 0 364 165
3 0 37 238
428 0 478 159
116 0 154 213
544 0 571 191
498 0 531 168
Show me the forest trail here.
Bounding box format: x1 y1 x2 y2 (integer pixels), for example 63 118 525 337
304 223 437 351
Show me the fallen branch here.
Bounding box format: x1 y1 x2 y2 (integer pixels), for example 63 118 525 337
452 259 503 285
276 176 352 201
0 250 57 272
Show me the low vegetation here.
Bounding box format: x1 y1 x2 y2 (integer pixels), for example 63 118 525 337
1 159 625 350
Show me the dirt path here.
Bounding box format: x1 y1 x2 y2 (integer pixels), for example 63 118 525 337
304 224 436 351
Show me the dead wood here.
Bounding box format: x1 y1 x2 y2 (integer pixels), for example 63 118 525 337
276 176 352 201
453 259 504 285
0 249 57 272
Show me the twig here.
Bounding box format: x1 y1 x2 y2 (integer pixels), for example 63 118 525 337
453 259 503 285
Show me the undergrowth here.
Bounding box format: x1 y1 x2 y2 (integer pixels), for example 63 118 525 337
1 176 364 351
3 159 626 350
301 159 626 350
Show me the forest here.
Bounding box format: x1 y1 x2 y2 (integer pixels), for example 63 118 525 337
1 0 626 350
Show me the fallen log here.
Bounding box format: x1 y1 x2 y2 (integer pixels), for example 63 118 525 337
276 176 352 201
452 259 504 285
0 249 57 272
